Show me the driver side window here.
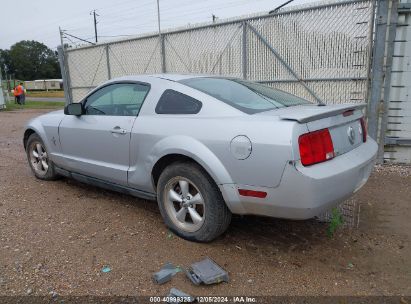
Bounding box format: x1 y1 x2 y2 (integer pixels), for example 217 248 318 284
84 83 150 116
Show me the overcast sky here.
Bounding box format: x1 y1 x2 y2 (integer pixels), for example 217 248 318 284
0 0 317 50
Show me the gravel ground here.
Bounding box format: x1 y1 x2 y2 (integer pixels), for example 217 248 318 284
0 109 410 297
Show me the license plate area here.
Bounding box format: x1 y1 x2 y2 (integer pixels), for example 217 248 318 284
330 120 363 157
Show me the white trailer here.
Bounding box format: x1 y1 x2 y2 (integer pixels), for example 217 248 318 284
24 79 63 91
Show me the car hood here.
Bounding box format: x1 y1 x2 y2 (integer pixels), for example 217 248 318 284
45 109 64 116
256 103 366 123
26 109 65 130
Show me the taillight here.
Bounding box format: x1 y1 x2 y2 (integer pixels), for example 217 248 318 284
238 189 267 198
343 109 354 117
360 117 367 142
298 128 334 166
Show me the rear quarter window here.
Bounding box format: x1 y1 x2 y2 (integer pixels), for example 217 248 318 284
155 89 202 114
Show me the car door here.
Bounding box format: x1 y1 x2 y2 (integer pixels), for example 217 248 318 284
59 82 150 186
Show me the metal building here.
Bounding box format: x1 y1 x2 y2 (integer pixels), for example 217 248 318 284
383 1 411 162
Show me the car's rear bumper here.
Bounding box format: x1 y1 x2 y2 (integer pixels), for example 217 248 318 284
219 138 378 219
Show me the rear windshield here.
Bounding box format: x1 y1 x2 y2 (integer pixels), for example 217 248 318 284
179 77 311 114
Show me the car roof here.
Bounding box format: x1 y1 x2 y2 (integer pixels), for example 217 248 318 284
149 73 209 81
108 73 227 83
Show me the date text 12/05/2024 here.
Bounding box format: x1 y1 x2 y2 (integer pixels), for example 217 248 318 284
149 296 257 303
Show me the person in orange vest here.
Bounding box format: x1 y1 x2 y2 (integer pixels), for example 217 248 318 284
15 82 25 105
13 85 19 104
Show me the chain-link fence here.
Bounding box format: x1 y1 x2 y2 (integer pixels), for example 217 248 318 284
60 0 375 105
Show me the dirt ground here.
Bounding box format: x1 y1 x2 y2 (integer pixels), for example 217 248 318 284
0 109 410 297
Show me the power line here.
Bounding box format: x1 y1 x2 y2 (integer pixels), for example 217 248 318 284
269 0 295 13
5 0 293 49
98 0 266 33
63 31 95 45
92 0 270 43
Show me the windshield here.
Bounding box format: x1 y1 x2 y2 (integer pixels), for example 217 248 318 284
179 77 311 114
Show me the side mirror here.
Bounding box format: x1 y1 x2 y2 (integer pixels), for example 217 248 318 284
64 103 83 116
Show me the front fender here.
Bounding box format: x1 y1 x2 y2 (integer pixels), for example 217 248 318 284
24 118 50 150
23 111 64 164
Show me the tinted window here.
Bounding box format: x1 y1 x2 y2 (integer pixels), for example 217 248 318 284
179 77 310 114
84 83 150 116
155 89 202 114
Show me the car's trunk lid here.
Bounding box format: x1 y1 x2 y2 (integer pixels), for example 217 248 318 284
257 103 366 158
262 103 366 123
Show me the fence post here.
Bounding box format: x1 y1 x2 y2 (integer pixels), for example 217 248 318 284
377 0 399 163
106 45 112 80
160 34 166 73
57 45 72 105
242 21 247 79
0 66 7 108
367 0 389 141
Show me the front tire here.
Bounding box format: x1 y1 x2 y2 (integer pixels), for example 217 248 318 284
157 161 232 242
26 133 58 180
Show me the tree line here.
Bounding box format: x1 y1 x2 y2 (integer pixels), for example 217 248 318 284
0 40 61 81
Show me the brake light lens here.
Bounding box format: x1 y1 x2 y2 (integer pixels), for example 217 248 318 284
343 109 354 117
298 128 335 166
238 189 267 198
360 117 367 142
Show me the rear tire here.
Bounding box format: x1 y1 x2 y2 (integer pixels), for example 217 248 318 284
26 133 58 180
157 161 232 242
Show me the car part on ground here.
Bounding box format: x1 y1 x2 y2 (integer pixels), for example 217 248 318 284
185 257 229 285
153 262 181 285
166 288 195 304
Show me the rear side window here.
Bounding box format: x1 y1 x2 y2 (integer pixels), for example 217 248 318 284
155 89 202 114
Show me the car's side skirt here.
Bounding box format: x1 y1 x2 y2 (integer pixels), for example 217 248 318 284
55 166 157 201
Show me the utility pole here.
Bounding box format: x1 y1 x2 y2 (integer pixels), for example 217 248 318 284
91 10 99 43
59 27 64 49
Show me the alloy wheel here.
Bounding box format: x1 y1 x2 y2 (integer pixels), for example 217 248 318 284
164 177 205 232
29 142 49 176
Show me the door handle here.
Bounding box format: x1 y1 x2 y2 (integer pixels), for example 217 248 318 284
111 126 127 135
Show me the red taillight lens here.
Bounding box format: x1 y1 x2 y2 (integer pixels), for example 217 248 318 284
298 128 334 166
360 117 367 142
238 189 267 198
343 109 354 117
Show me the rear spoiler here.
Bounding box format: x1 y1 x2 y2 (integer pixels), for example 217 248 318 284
279 103 366 123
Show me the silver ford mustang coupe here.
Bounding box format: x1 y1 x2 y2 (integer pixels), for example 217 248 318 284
24 74 377 242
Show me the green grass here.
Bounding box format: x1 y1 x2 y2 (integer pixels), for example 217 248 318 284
327 208 344 238
2 101 64 111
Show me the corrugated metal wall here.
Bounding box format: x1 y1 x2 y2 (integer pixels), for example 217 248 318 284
384 1 411 162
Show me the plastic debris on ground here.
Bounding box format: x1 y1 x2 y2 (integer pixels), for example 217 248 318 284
153 262 181 285
101 266 111 273
167 288 195 304
185 257 229 285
